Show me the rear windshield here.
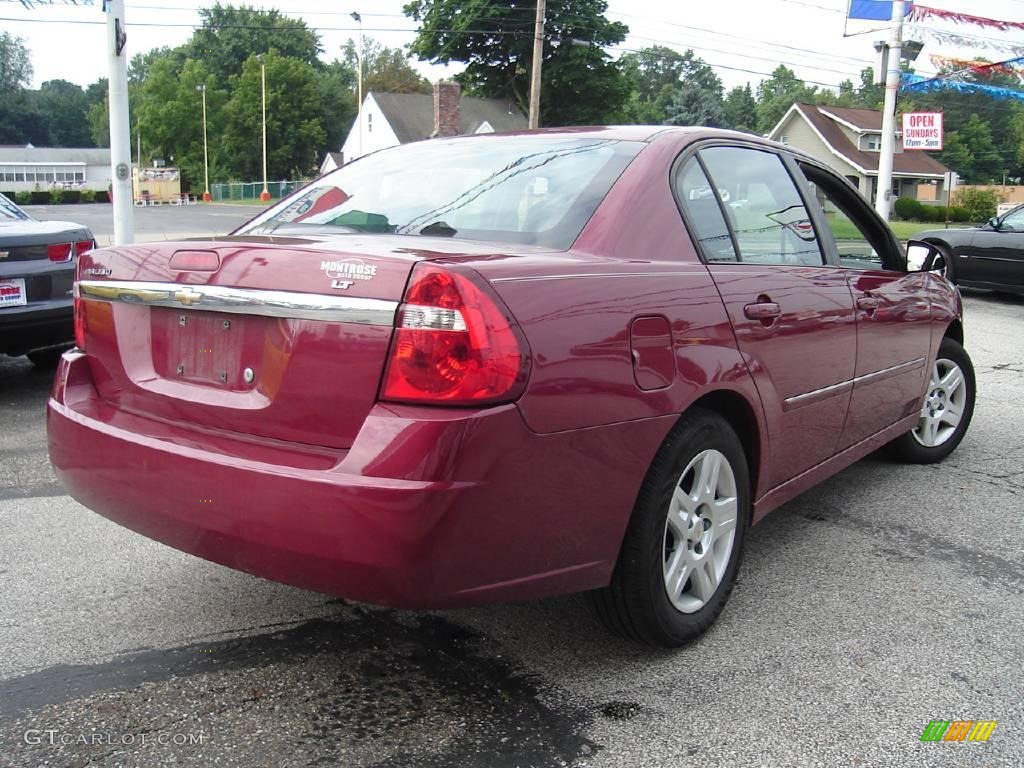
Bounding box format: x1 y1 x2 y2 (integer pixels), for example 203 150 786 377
0 193 31 222
238 136 643 249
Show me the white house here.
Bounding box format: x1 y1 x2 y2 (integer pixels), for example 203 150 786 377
332 82 527 168
767 103 951 202
0 145 112 193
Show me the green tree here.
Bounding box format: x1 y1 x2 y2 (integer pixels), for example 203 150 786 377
723 84 758 133
618 46 694 123
34 80 93 146
85 78 109 148
662 55 724 127
939 113 1003 183
222 51 325 180
755 65 818 134
317 58 358 152
404 0 629 125
0 32 32 94
186 3 322 82
343 38 430 95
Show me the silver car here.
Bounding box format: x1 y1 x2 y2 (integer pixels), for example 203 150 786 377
0 193 95 366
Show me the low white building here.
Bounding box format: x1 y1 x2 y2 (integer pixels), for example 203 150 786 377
333 82 527 167
0 145 112 193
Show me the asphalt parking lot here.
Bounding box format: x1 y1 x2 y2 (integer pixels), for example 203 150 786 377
22 202 262 244
1 290 1021 768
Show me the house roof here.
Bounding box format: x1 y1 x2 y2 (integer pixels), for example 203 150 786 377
817 106 884 132
370 92 527 143
791 103 949 177
0 147 111 165
326 152 343 166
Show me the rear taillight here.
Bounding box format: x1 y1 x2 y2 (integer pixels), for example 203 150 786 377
48 243 73 262
380 264 529 405
75 240 94 256
73 291 86 350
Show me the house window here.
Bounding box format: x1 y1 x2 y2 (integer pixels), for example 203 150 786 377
367 113 372 133
865 134 881 151
780 135 789 145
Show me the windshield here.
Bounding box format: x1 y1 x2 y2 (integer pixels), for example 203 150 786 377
238 136 643 249
0 193 31 222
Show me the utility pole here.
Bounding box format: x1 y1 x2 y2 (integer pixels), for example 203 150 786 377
197 84 211 202
105 0 134 244
528 0 546 129
351 12 363 158
875 0 905 221
259 55 270 202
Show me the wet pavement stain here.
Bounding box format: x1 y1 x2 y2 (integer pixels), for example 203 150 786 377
0 608 598 768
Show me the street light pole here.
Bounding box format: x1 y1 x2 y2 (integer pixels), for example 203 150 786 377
528 0 546 129
351 11 363 158
259 55 270 202
104 0 134 244
197 84 211 202
875 0 905 221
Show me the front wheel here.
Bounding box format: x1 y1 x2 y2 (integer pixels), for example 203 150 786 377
589 409 750 647
886 337 975 463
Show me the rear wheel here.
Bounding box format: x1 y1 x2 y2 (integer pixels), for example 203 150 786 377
589 409 750 647
887 337 975 463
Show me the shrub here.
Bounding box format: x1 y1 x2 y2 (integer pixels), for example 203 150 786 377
80 189 96 203
893 196 924 221
29 191 50 205
1 190 15 201
49 188 65 204
15 191 31 205
954 188 1002 222
949 206 971 223
94 191 111 204
62 190 81 204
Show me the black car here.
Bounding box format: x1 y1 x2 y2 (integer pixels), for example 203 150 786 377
0 193 95 366
915 203 1024 295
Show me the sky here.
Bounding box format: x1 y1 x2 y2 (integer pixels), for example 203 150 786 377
4 0 1024 95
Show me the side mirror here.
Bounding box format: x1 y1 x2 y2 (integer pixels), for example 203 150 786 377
988 216 1001 229
906 240 947 274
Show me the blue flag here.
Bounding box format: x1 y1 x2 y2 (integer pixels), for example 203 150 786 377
849 1 913 20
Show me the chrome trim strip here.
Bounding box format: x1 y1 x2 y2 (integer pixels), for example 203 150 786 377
782 357 927 412
77 280 398 326
782 379 852 411
852 357 926 387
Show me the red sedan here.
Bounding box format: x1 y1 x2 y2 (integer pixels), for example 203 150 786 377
47 128 975 646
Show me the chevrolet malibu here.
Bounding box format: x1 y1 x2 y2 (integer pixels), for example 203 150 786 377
47 128 975 646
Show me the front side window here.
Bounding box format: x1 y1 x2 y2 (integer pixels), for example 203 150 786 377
1001 206 1024 230
800 162 901 271
699 146 824 267
239 136 643 249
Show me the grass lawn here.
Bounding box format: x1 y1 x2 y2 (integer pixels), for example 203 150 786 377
889 220 972 240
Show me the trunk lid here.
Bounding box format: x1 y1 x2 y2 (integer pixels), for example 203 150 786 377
77 234 527 449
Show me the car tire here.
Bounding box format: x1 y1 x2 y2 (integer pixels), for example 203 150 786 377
26 347 65 368
886 337 975 464
928 242 957 284
589 408 750 647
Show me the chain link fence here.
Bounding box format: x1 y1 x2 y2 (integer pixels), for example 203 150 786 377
210 180 307 202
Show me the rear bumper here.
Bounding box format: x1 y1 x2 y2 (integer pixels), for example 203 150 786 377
48 352 665 607
0 301 72 355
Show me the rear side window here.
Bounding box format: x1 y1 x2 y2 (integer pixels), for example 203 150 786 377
239 137 643 249
675 157 738 263
699 146 825 267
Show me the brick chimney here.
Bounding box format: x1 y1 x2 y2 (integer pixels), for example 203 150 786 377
433 81 461 138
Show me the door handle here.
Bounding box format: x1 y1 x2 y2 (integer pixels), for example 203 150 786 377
856 296 880 312
743 302 781 321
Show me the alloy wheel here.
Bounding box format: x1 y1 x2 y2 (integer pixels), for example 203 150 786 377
662 449 738 614
912 358 968 448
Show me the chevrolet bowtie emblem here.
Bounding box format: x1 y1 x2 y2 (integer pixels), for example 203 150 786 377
173 287 202 306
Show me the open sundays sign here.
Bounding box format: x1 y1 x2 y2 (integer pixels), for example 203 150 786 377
902 112 943 151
